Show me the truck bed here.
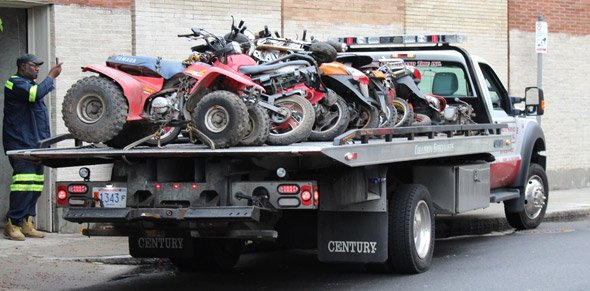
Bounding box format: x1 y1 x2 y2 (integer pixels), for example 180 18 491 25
7 124 509 168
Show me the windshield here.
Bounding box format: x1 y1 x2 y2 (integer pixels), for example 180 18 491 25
406 61 473 97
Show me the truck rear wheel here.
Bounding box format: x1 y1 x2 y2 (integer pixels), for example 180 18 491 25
368 184 434 274
504 163 549 230
171 239 244 272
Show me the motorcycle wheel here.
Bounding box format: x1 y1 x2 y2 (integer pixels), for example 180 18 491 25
379 105 398 128
349 105 380 130
192 90 249 149
393 98 414 127
268 95 315 145
240 105 270 146
62 76 128 143
309 92 350 141
105 122 159 148
310 41 337 64
144 126 182 146
412 113 432 126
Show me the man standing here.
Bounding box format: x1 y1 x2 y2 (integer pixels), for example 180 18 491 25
3 54 62 240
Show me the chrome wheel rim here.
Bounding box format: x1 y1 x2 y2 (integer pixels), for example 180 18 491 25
524 175 546 219
414 200 432 259
204 105 229 133
77 94 105 124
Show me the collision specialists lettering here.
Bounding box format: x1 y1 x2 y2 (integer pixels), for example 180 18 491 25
137 237 184 249
327 240 377 254
415 142 455 155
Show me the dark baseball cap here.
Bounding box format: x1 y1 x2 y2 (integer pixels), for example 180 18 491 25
16 54 44 66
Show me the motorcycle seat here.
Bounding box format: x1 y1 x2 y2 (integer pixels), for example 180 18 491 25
239 60 310 75
106 55 186 80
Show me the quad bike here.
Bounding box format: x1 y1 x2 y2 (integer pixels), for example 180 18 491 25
225 21 350 142
62 29 266 149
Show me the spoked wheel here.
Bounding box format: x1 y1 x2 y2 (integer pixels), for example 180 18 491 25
240 105 270 146
309 92 350 141
367 184 435 274
171 239 244 272
62 76 128 143
504 163 549 230
268 95 315 145
192 90 249 149
392 98 413 127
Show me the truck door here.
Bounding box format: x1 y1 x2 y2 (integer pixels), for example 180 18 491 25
478 62 521 189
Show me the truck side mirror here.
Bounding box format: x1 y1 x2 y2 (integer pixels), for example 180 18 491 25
524 87 544 116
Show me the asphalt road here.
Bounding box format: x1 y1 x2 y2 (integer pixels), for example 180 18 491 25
74 219 590 291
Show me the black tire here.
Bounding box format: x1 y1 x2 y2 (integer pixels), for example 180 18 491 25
268 95 315 145
310 41 337 64
192 90 249 149
504 163 549 230
62 76 128 143
240 105 269 146
309 92 350 141
349 105 379 130
105 122 159 148
412 113 432 126
171 239 244 272
379 105 398 128
379 184 435 274
144 126 182 146
392 98 413 127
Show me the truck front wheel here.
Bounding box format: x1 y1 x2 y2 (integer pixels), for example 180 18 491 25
504 163 549 230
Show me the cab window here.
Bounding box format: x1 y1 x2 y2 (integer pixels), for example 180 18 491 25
478 63 510 114
411 61 473 97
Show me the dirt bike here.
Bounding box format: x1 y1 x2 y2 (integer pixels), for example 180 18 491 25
62 29 264 149
225 21 350 142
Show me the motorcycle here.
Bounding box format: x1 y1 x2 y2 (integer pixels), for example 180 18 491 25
62 30 266 149
225 21 350 142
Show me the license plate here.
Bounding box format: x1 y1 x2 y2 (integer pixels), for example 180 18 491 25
93 187 127 208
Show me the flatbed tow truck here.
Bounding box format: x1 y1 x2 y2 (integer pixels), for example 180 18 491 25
7 34 547 273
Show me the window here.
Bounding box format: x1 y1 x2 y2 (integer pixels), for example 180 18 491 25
478 63 510 114
411 61 472 97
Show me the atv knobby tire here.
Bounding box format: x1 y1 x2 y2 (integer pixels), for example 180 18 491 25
240 105 270 146
62 76 128 143
192 90 249 149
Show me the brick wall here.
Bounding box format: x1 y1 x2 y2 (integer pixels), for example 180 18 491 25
405 0 508 85
282 0 405 39
51 0 131 8
132 0 282 59
508 0 590 188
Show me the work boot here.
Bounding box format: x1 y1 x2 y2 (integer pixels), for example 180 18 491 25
3 218 25 241
21 216 45 238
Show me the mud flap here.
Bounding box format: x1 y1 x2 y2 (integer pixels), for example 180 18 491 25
129 231 193 258
317 211 388 263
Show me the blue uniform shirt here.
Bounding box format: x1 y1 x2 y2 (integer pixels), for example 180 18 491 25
3 74 54 152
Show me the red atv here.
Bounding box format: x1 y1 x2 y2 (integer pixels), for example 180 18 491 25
62 31 264 149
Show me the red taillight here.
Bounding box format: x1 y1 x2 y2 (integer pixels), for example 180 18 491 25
57 185 68 205
155 183 162 190
191 183 198 189
313 188 319 206
301 185 312 206
172 183 180 190
67 184 88 194
278 184 300 194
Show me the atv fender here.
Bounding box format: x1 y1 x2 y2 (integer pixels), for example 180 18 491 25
83 64 164 120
